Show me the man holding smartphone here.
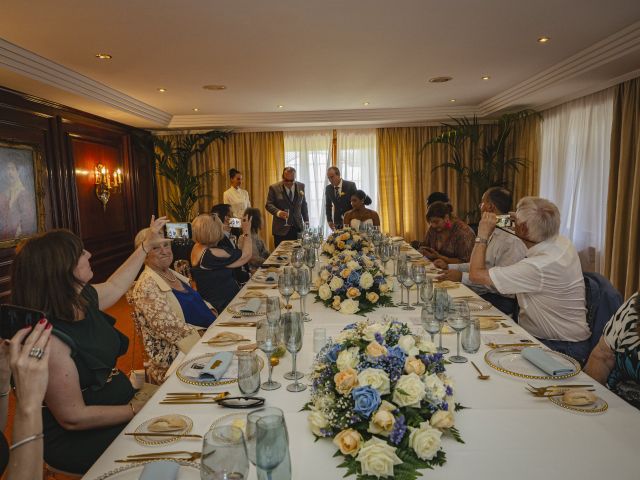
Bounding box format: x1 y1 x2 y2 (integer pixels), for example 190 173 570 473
265 167 309 247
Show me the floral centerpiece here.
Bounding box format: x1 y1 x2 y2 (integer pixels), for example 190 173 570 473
315 252 393 314
322 228 373 257
304 319 464 479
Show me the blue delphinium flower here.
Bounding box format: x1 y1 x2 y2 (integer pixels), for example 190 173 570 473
351 386 381 418
389 414 407 445
374 332 385 344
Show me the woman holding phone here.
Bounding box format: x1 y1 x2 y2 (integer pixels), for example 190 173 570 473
9 216 167 474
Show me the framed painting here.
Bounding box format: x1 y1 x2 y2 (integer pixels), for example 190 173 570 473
0 142 46 248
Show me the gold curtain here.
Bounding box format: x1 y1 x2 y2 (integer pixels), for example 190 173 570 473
605 77 640 298
377 124 540 242
155 131 284 249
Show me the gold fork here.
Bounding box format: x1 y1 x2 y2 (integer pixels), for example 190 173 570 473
526 386 595 397
115 451 202 463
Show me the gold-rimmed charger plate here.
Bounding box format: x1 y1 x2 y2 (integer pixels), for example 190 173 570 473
484 346 581 380
227 299 266 317
90 460 201 479
133 414 193 446
548 388 608 414
177 353 264 387
209 412 248 433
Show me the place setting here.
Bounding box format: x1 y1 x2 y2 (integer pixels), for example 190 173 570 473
524 384 608 414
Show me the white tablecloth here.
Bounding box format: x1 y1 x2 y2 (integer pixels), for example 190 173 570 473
82 249 640 480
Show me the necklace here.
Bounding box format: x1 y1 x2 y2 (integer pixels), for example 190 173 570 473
154 268 178 284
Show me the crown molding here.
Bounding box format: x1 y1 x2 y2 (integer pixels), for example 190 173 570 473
0 37 171 126
479 20 640 115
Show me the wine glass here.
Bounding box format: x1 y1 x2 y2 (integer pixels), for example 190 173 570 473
420 277 434 305
278 268 294 309
291 247 305 269
246 407 288 466
282 312 305 390
295 267 311 321
391 243 402 276
201 426 249 480
399 264 415 311
421 304 440 343
256 318 282 390
433 287 450 354
256 414 289 480
266 297 281 325
411 264 426 307
447 300 470 363
304 246 316 276
379 242 391 274
312 231 322 262
396 264 407 307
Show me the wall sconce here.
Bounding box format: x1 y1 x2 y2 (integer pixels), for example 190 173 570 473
94 163 123 211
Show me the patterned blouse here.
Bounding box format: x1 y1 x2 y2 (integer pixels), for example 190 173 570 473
603 292 640 408
128 268 199 384
423 219 475 262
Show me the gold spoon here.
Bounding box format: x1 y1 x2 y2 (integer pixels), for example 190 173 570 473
471 361 490 380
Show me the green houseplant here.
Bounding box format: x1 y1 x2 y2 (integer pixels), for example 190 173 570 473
421 110 540 222
153 130 229 221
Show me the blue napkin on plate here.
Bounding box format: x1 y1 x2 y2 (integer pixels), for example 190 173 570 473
198 351 234 380
521 347 575 376
265 272 278 283
240 298 262 313
138 460 179 480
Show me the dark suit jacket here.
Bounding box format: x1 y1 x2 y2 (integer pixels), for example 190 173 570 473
265 181 309 236
325 180 357 225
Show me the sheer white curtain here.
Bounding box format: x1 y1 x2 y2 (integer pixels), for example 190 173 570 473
284 131 333 229
337 129 378 211
539 88 614 272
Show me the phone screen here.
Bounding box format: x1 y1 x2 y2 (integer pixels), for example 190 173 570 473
165 222 191 240
229 218 241 228
0 304 45 339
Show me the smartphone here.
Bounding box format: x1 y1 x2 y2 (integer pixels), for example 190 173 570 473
0 304 46 339
495 215 513 228
229 218 242 228
165 222 192 240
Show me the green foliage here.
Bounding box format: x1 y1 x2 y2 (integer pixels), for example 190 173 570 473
447 426 465 444
421 110 541 222
153 130 230 221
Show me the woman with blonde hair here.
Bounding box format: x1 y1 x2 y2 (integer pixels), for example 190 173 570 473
190 212 252 312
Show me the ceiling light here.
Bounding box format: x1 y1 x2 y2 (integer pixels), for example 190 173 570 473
537 36 550 43
193 108 199 112
157 88 167 93
450 99 456 103
277 105 284 109
363 101 370 106
428 76 453 83
95 53 112 60
481 75 490 80
202 84 227 91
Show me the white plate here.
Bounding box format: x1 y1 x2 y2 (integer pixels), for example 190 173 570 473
209 412 248 432
484 346 580 380
466 299 493 311
133 414 193 446
90 461 200 479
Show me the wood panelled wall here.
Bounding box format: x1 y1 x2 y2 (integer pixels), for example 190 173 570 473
0 86 156 301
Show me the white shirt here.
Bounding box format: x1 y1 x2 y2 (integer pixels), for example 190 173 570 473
489 235 589 342
450 228 527 295
223 187 251 219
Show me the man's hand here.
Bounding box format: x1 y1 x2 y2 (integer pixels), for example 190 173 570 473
436 270 462 282
419 246 439 260
277 210 289 220
478 212 497 240
328 222 335 230
433 259 448 270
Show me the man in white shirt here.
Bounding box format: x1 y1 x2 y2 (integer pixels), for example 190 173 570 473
469 196 591 363
435 187 527 314
223 168 251 219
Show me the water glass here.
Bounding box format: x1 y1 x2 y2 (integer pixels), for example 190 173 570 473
447 300 470 363
420 278 434 304
246 407 288 466
282 312 305 390
201 426 249 480
237 351 261 395
411 264 427 306
313 328 327 353
304 246 316 273
461 317 481 354
379 242 391 273
421 304 440 344
399 264 415 311
256 318 282 391
295 267 311 321
256 414 290 480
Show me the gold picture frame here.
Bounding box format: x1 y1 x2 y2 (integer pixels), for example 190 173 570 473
0 141 46 248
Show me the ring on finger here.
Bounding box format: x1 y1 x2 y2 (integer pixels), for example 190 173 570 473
28 347 44 360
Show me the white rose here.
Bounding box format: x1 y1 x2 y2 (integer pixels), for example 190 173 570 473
423 373 447 402
408 422 442 460
359 272 374 290
318 284 332 300
397 335 419 356
430 410 455 430
314 394 334 412
362 322 390 342
392 373 427 408
320 269 330 281
347 260 361 271
352 234 362 242
334 330 356 344
356 437 402 479
417 338 438 353
329 276 344 291
308 409 329 437
340 299 360 315
336 347 360 371
357 368 391 395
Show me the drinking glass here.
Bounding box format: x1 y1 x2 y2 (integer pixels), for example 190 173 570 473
391 243 402 276
278 268 294 309
379 242 391 274
433 287 450 354
284 209 290 227
237 351 261 395
201 426 249 480
313 328 327 353
399 264 415 311
266 297 281 325
420 277 434 305
282 312 305 390
411 264 426 307
256 415 290 480
291 247 305 269
295 267 311 321
447 300 470 363
396 265 407 306
304 246 316 274
461 317 481 354
246 407 288 466
256 318 281 390
421 304 440 343
312 231 322 262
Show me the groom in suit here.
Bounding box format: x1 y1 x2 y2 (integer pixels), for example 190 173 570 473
325 166 357 230
265 166 309 246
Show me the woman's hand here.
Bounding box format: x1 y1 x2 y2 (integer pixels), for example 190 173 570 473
433 259 448 270
436 269 462 282
143 215 169 251
419 246 439 260
241 215 252 235
9 320 52 414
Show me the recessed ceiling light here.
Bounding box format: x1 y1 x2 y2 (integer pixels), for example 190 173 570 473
193 108 199 112
363 101 370 106
95 53 112 60
537 36 550 43
202 84 227 91
428 76 453 83
450 99 456 103
481 75 490 80
277 105 284 109
157 88 167 93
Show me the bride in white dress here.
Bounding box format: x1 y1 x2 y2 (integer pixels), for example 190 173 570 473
343 190 381 229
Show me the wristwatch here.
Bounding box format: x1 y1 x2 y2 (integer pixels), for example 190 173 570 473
475 237 489 245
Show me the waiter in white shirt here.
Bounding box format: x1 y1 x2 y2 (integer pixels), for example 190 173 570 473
469 196 590 364
223 168 251 219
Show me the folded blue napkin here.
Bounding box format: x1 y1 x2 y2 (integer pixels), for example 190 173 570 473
240 298 262 313
198 351 234 380
521 347 575 376
276 255 288 261
138 460 179 480
265 272 278 283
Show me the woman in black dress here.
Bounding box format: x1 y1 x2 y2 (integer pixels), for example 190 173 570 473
190 213 253 312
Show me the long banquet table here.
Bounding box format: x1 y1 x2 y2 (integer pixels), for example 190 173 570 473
83 242 640 480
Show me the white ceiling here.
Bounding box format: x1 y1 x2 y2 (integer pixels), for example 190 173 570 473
1 0 640 130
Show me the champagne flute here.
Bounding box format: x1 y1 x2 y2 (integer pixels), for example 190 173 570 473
421 304 440 343
411 264 426 307
399 264 415 311
447 300 470 363
284 209 290 227
266 297 281 325
379 242 391 274
392 243 402 276
304 246 316 277
201 426 249 480
256 318 281 390
256 415 289 480
295 267 311 321
396 264 407 307
278 268 294 310
312 230 322 262
433 287 450 354
282 312 305 390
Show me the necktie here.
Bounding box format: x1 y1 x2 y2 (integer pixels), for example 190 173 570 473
334 186 340 199
288 187 294 202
